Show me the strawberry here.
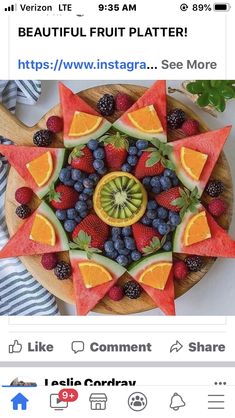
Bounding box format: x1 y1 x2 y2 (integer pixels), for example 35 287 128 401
156 187 181 212
102 132 129 170
69 145 95 174
132 223 163 255
156 186 200 219
71 214 109 252
134 151 164 179
49 184 79 210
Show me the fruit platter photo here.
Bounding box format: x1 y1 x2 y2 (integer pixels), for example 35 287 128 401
0 79 235 316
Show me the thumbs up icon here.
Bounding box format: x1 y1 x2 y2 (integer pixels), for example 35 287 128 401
9 340 23 354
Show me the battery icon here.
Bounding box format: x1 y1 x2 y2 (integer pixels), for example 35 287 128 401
214 3 231 10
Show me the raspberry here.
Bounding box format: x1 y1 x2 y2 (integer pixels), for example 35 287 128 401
206 180 224 197
15 187 33 205
33 130 53 147
46 116 63 133
108 286 124 301
54 261 71 280
173 260 189 280
97 94 115 116
41 253 58 270
208 198 227 217
123 281 142 299
185 256 203 272
167 108 186 129
115 93 134 111
181 119 199 136
15 205 31 219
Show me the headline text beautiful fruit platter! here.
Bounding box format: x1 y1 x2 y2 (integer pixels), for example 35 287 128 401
0 80 234 315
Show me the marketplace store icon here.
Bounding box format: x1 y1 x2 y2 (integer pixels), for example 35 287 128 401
89 393 107 410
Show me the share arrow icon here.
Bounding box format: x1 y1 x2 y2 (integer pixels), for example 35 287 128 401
170 341 183 353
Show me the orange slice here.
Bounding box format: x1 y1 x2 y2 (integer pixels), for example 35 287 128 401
69 111 102 137
30 214 56 246
181 146 208 180
139 262 172 290
26 151 53 187
78 261 113 288
184 211 211 246
127 105 163 133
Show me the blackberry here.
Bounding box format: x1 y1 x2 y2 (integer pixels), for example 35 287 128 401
123 281 142 299
167 108 186 129
15 204 31 219
54 261 71 280
33 130 53 147
206 180 224 197
185 256 203 272
97 94 115 116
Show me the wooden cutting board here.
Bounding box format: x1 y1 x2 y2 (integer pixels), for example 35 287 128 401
0 83 233 315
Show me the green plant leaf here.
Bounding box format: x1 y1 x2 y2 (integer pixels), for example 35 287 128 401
197 92 209 107
216 96 226 112
220 86 234 100
146 151 161 167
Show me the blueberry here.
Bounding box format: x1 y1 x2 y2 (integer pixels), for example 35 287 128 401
112 227 121 238
136 139 148 150
106 250 118 260
83 188 93 196
163 241 172 251
104 241 115 253
71 169 82 181
121 163 131 172
64 220 76 233
83 178 94 189
158 221 171 235
169 212 181 226
87 139 98 150
80 210 88 218
86 199 93 209
142 177 151 188
75 216 82 224
152 186 161 194
56 209 66 221
122 227 132 237
128 146 138 155
75 201 87 212
172 177 180 186
89 173 100 184
127 155 138 166
164 168 175 178
146 209 157 220
64 179 75 187
114 239 125 251
116 255 129 267
93 148 105 159
160 176 172 190
150 176 161 188
152 218 161 229
141 215 152 226
59 167 71 183
124 237 136 250
147 200 158 210
67 208 76 219
157 207 168 219
119 248 130 256
131 250 142 261
93 159 104 170
97 167 108 176
79 193 89 202
137 150 143 157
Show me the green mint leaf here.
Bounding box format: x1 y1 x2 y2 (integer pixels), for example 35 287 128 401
146 152 161 167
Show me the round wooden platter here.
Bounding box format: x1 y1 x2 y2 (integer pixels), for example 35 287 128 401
4 84 233 315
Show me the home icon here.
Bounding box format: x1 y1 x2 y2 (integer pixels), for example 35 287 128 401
89 393 107 410
11 393 29 410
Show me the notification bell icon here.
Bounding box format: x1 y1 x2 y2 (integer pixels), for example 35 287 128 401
169 393 186 411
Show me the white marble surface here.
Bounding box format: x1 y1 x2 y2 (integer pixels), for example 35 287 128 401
15 80 235 316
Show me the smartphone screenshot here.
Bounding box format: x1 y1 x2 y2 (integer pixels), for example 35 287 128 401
0 0 235 416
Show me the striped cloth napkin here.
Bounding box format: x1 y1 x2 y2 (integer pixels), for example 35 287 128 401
0 80 58 315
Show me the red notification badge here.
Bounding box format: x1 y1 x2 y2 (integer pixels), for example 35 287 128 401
58 388 79 402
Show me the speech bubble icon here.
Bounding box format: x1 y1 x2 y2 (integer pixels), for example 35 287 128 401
71 341 85 353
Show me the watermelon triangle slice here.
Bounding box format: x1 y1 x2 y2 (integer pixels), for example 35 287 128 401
128 252 175 315
113 80 167 142
0 202 69 259
70 250 126 315
59 83 112 148
0 144 65 199
174 204 235 258
169 126 231 196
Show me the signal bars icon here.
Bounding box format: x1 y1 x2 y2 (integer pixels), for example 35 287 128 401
4 4 17 12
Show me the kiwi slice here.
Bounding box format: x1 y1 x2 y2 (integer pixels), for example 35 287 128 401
100 175 144 219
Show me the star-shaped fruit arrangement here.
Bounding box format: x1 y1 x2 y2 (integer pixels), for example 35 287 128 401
0 81 234 315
